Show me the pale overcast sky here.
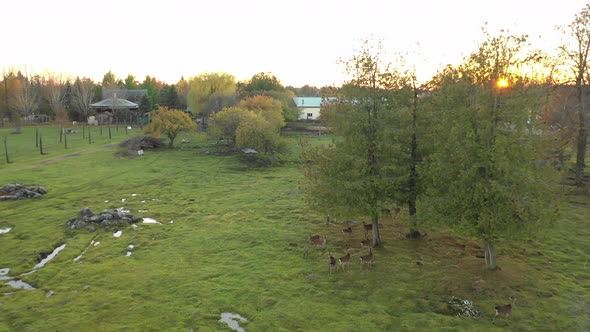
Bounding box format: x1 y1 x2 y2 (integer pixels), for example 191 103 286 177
2 0 589 86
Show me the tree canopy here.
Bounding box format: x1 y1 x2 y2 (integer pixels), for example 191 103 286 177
187 72 236 129
144 107 196 148
424 31 560 269
243 72 284 93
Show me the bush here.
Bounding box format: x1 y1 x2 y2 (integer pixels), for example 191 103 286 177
236 115 285 154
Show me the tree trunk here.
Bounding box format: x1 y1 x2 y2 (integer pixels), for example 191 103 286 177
408 138 419 237
575 70 587 186
484 241 497 269
4 136 10 163
407 80 420 238
372 214 382 248
575 107 587 186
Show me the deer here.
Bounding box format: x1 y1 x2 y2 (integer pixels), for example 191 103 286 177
328 252 337 273
362 221 372 237
309 235 326 248
338 251 352 271
342 226 353 235
360 247 373 269
360 237 371 248
495 297 515 318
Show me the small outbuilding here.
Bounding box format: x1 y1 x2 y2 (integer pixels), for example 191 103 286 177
90 97 139 125
24 114 50 124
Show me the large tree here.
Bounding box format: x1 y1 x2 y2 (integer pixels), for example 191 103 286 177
243 72 284 93
124 74 139 90
11 71 39 119
559 3 590 185
187 72 236 130
159 84 182 110
43 73 68 123
238 95 285 130
0 69 18 123
302 43 399 247
426 31 559 269
101 70 122 89
71 77 95 120
209 106 252 144
140 75 161 111
144 107 196 148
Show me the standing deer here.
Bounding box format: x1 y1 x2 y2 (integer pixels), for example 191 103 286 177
328 252 337 273
362 221 372 237
360 237 371 248
309 235 326 247
338 251 351 271
495 297 515 318
360 247 373 269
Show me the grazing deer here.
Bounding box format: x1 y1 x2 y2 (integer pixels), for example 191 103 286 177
495 297 515 318
328 252 337 273
360 247 373 269
342 226 353 235
360 237 371 248
362 221 372 236
338 251 352 271
309 235 326 247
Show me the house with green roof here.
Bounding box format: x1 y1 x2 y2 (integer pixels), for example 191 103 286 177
293 97 335 120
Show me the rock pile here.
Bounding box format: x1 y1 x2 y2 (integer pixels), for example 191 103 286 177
0 184 47 201
66 207 143 232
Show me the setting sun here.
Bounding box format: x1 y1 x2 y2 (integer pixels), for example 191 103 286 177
497 78 509 88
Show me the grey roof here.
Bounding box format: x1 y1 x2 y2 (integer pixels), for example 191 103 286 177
91 98 139 108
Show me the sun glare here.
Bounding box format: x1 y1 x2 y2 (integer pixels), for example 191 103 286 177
496 78 509 88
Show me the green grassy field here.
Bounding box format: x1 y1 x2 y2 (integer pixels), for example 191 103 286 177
0 126 588 331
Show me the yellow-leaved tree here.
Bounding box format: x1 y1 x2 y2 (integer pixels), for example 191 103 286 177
144 107 196 148
237 95 285 130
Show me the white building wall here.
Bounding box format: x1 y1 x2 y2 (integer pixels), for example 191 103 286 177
298 107 321 120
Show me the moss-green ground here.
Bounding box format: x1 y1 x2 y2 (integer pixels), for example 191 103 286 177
0 126 588 331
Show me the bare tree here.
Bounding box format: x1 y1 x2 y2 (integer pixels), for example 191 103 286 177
71 77 95 120
11 69 39 119
44 73 68 123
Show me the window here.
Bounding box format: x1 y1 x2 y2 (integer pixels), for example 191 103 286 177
307 113 313 119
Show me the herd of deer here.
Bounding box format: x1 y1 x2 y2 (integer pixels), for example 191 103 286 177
307 219 377 272
306 212 517 319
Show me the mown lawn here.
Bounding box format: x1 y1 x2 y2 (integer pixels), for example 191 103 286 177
0 126 588 331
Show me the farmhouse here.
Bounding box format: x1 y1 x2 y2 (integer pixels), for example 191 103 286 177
292 97 335 121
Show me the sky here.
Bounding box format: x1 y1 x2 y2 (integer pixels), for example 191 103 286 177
2 0 589 87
